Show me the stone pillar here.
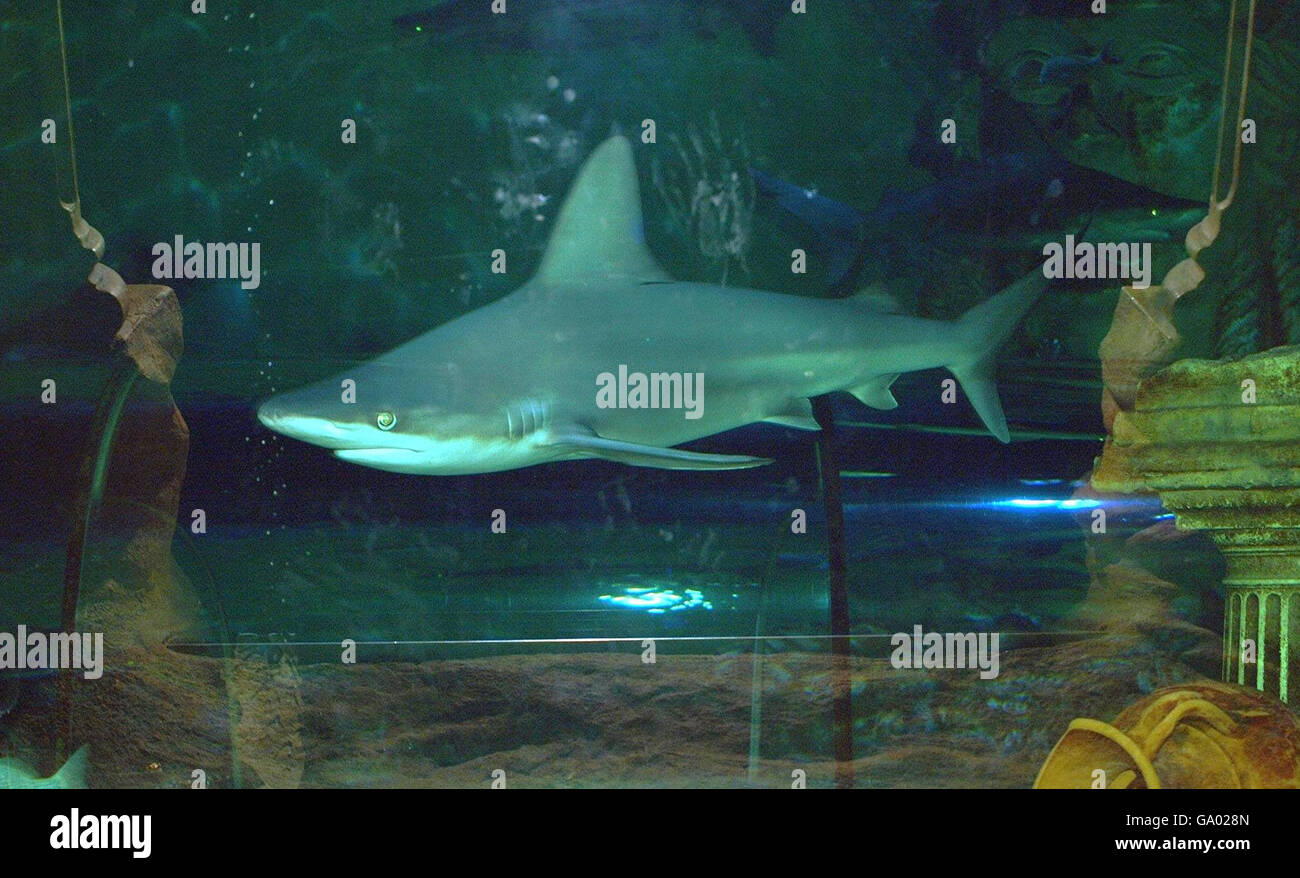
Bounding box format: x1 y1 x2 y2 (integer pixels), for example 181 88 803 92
1092 346 1300 702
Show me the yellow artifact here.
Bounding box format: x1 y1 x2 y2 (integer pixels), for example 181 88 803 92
1034 682 1300 789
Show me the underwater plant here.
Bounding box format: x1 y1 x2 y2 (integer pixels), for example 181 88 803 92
651 113 755 285
491 101 584 240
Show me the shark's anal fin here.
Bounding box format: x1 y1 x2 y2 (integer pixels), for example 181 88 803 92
549 430 771 470
762 397 819 430
848 374 900 410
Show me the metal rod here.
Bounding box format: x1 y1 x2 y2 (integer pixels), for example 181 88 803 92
812 395 853 788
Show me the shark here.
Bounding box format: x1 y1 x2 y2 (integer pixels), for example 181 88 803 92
257 135 1046 475
749 150 1201 293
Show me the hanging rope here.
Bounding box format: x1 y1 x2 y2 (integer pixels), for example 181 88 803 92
54 0 103 258
1184 0 1257 264
1209 0 1258 213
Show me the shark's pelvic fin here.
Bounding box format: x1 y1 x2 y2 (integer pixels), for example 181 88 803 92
948 267 1049 443
549 429 771 470
536 136 671 285
848 374 901 410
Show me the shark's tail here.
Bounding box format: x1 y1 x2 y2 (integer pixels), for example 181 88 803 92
948 267 1049 443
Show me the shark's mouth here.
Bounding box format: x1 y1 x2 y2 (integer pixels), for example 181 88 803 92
333 447 423 461
332 447 434 474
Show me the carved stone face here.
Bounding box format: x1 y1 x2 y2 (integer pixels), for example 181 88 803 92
984 3 1230 201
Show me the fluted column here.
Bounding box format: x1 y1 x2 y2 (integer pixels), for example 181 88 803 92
1093 346 1300 701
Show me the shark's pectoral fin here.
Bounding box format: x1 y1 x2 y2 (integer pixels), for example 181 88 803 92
548 430 771 470
848 374 900 410
762 397 819 430
762 415 820 430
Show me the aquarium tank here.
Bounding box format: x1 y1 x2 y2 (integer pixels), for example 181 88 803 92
1 0 1299 791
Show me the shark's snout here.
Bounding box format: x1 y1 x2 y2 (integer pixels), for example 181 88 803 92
256 398 282 431
257 395 361 449
256 397 311 438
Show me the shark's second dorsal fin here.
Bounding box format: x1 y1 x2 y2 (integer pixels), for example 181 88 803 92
536 136 671 285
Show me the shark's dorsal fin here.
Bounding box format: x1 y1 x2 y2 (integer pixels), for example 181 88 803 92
536 136 671 285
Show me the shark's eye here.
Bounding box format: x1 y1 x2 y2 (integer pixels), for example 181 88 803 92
376 411 397 431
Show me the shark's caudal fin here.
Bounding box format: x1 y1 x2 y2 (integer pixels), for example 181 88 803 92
948 268 1049 443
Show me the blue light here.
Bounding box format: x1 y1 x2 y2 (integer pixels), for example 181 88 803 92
983 497 1102 510
598 591 678 610
598 586 714 613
